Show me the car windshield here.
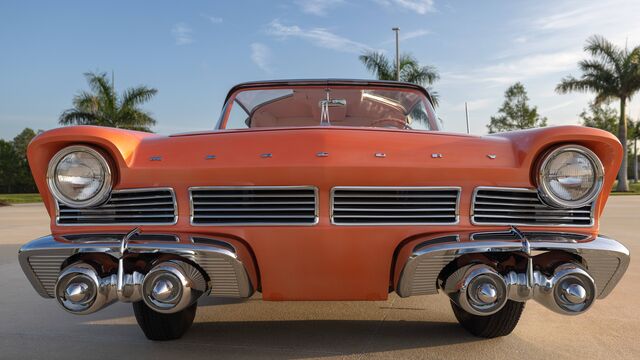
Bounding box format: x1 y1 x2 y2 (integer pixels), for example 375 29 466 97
219 86 439 131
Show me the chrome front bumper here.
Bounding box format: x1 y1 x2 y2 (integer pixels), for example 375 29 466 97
18 229 630 313
18 233 254 300
397 230 630 299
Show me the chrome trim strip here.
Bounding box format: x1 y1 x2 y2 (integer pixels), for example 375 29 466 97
330 186 461 226
397 232 629 299
55 187 178 226
470 186 595 227
470 231 589 242
189 186 319 226
18 233 253 299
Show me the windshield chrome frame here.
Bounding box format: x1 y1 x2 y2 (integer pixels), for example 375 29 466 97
215 80 438 131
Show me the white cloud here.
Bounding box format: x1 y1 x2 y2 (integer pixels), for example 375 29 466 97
250 43 273 73
463 98 493 111
201 14 223 24
444 51 582 86
479 51 582 83
295 0 344 16
541 100 575 113
513 36 527 44
401 29 430 41
267 20 374 54
530 1 622 31
375 0 435 15
382 29 430 45
171 23 194 45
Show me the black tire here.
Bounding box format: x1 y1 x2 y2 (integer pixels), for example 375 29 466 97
451 299 525 338
133 301 197 341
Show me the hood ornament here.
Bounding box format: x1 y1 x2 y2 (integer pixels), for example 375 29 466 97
487 154 497 159
316 152 329 157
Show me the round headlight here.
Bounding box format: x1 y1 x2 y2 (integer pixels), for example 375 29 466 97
537 145 604 208
47 145 112 208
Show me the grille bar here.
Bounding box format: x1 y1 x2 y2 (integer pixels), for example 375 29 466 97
471 187 594 227
190 186 318 226
331 187 460 225
56 188 177 226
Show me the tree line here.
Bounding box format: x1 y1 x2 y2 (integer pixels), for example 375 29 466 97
0 128 40 193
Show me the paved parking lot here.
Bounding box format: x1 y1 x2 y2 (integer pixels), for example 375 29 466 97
0 198 638 359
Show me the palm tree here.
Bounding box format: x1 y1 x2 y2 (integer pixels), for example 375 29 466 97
631 119 640 183
60 72 158 132
556 35 640 192
359 51 440 105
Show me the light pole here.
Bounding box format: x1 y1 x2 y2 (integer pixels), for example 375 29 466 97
392 27 400 81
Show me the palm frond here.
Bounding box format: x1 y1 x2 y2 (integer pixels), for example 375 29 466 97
120 86 158 109
359 51 394 80
72 91 100 113
584 35 623 75
556 76 600 94
116 108 157 131
58 109 99 125
60 71 157 132
426 88 439 107
84 72 117 113
401 63 439 86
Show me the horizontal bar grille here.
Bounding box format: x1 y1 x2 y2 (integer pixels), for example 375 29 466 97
57 188 177 225
472 187 593 226
190 187 318 225
331 187 460 225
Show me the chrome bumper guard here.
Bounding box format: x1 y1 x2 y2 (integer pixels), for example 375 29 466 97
397 230 630 300
18 232 254 300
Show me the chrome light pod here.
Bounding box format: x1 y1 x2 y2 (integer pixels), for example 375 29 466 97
537 145 604 208
47 145 113 208
54 262 116 315
444 262 596 317
534 263 596 315
444 264 509 316
142 261 207 314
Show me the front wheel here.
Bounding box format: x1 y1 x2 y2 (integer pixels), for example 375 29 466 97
450 299 525 338
132 301 197 341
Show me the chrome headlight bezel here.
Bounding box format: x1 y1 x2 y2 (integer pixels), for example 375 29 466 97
46 145 113 208
537 144 604 208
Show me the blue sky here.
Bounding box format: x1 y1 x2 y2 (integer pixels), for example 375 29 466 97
2 0 640 139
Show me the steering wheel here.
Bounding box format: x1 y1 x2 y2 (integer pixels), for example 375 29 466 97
370 118 412 130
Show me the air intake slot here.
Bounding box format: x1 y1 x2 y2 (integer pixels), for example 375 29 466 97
57 188 177 225
331 187 460 225
190 186 318 225
471 187 593 226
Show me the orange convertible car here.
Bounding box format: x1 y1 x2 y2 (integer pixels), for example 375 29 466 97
19 79 630 340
